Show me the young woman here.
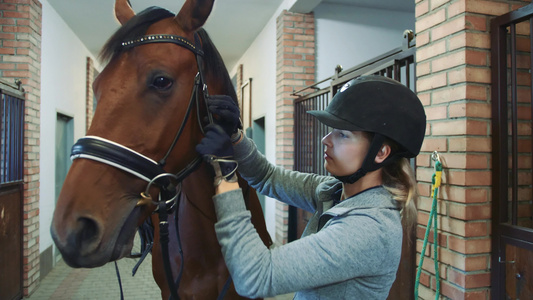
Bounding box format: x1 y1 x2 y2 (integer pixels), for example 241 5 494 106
196 75 426 299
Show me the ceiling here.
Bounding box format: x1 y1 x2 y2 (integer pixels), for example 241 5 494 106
46 0 413 70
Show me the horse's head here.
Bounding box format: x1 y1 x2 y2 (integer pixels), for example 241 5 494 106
51 0 233 268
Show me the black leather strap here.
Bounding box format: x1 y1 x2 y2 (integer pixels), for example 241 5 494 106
71 136 167 183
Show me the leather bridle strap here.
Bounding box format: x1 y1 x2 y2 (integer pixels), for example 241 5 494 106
158 73 201 166
121 34 204 57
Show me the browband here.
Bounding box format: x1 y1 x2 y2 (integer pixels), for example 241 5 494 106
121 34 204 57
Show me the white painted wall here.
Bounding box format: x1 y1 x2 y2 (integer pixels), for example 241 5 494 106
40 0 100 253
315 3 414 80
228 0 300 237
228 0 414 238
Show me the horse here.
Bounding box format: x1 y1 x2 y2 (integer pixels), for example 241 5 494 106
50 0 272 299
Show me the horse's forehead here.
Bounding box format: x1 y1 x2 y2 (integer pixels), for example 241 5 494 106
146 17 187 36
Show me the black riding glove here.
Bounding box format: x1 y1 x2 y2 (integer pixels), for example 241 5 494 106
196 124 238 186
207 95 242 139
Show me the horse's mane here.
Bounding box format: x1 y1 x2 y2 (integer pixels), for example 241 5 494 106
100 6 237 101
196 29 237 100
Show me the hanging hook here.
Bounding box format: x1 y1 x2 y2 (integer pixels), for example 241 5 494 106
431 150 441 163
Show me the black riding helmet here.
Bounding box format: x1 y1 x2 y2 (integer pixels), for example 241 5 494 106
308 75 426 184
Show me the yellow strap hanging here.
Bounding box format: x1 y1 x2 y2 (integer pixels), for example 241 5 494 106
415 150 442 299
431 151 442 197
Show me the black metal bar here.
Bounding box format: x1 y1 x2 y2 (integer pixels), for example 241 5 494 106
336 46 404 79
293 89 328 105
292 77 331 97
319 93 327 175
490 17 508 300
13 95 18 182
10 95 14 182
501 224 533 247
491 4 533 27
18 96 24 181
408 59 413 87
312 97 316 173
510 23 518 226
11 95 16 182
8 95 13 182
12 95 18 182
530 17 533 197
294 102 300 171
1 93 5 183
394 60 400 83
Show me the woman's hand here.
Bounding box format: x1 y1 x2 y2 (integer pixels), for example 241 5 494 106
196 124 238 186
207 95 242 137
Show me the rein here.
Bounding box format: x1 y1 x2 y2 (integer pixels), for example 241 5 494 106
71 32 230 300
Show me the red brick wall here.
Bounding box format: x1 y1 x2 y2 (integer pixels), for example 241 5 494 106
236 63 243 118
275 10 315 245
86 57 95 130
415 0 530 298
0 0 42 296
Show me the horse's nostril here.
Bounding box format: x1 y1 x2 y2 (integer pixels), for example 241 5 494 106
76 217 101 252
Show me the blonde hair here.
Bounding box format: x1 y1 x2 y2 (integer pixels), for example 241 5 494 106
381 157 418 233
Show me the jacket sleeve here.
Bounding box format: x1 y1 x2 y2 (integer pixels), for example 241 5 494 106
213 189 399 298
233 135 329 212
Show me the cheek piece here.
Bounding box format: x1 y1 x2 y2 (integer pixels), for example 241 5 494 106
334 134 406 184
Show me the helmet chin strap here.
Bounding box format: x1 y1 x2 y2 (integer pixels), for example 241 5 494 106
334 133 405 184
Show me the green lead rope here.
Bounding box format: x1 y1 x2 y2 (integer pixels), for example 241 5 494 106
414 160 442 299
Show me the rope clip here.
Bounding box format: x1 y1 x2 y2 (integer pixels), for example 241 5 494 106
431 150 441 163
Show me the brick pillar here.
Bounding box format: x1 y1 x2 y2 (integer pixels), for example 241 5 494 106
415 0 529 299
236 63 243 118
0 0 42 296
275 10 315 245
86 57 95 130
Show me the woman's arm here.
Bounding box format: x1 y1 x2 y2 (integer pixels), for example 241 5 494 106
233 134 329 212
213 189 399 298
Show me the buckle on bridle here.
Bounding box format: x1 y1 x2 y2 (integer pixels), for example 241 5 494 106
136 192 154 207
136 173 180 211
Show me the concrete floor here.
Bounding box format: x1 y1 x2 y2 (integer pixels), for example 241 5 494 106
25 235 293 300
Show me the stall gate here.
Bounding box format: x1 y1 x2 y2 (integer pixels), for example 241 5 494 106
292 32 416 299
0 81 25 300
491 5 533 299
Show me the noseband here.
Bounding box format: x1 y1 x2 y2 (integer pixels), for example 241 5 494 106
70 33 228 300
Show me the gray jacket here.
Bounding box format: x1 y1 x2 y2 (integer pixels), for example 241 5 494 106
212 136 402 299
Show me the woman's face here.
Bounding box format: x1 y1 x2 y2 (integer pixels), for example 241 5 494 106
322 129 371 177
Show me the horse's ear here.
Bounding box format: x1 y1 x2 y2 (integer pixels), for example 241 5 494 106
175 0 215 32
115 0 135 25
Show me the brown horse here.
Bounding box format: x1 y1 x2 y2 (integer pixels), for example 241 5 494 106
50 0 271 299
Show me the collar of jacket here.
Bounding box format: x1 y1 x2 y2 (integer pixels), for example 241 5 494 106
316 184 400 231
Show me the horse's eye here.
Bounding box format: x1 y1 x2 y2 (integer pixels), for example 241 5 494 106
151 76 173 90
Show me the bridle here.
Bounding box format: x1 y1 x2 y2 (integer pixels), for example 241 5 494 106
70 33 231 300
72 33 210 204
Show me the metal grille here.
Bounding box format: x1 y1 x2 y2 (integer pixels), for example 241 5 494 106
294 40 416 176
492 8 533 232
0 83 25 185
491 5 533 299
294 91 329 175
